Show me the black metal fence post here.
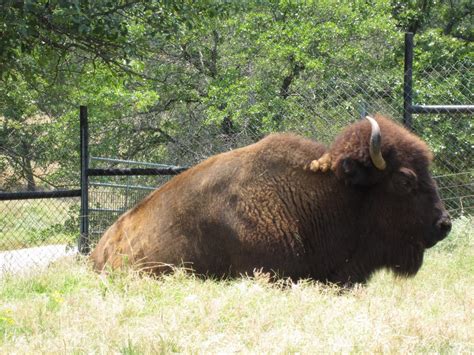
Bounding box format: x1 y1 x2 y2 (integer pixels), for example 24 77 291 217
79 106 90 254
403 32 414 130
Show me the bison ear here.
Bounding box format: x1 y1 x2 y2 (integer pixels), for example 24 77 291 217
338 157 371 186
392 167 418 194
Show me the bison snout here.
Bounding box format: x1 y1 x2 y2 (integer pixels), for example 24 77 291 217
436 214 452 239
425 212 451 249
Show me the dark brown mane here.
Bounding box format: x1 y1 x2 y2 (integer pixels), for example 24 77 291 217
330 115 433 182
332 115 432 165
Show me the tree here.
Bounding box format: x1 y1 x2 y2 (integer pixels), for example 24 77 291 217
0 0 215 188
391 0 473 41
0 0 471 197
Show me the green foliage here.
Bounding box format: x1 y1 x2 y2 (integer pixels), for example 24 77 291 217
0 0 208 76
0 0 472 201
391 0 473 40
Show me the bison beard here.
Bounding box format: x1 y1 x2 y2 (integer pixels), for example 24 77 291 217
90 115 451 286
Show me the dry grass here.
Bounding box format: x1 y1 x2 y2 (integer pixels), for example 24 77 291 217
0 216 473 353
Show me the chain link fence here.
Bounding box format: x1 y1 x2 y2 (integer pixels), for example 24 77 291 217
413 112 473 215
1 39 472 271
410 59 473 215
0 92 81 275
0 196 79 275
88 157 174 242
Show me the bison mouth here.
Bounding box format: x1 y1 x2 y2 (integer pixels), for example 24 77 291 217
424 218 451 249
391 241 425 277
392 215 451 276
424 237 438 249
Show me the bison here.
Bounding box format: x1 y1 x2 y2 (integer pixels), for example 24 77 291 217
91 115 452 285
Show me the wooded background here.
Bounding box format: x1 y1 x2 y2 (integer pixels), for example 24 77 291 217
1 1 472 197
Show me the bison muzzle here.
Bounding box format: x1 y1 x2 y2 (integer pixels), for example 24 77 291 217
91 115 451 285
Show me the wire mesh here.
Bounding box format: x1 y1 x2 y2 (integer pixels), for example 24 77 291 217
87 157 174 247
0 113 80 191
0 197 79 275
409 59 473 215
1 47 472 272
412 113 473 215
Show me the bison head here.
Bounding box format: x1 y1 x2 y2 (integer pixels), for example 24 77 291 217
329 115 451 277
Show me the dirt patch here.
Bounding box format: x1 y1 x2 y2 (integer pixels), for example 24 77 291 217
0 244 78 278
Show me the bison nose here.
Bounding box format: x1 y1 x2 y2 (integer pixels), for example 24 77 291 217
436 214 452 240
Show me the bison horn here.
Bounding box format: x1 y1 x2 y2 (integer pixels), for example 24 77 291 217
365 116 386 170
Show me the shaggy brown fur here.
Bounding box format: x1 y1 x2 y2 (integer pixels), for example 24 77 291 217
91 115 451 285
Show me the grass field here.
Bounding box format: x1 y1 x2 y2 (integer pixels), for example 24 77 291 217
0 216 473 353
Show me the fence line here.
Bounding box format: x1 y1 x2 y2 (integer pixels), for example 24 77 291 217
0 189 81 201
0 32 472 271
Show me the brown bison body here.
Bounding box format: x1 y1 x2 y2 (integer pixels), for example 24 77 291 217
91 115 451 285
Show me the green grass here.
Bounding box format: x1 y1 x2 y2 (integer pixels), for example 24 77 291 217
0 216 473 353
0 199 79 250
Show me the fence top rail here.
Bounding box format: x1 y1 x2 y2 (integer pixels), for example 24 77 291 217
0 189 81 201
410 105 474 114
90 182 156 191
88 167 188 176
434 170 474 179
91 156 179 168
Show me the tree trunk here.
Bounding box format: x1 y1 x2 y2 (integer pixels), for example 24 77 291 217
21 140 36 191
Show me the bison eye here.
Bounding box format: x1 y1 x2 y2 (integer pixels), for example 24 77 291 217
341 158 370 186
392 168 418 194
